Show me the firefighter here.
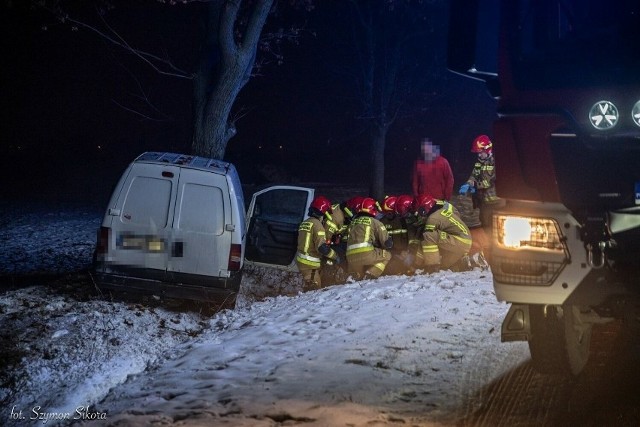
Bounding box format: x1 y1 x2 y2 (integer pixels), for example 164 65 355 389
378 195 412 275
415 194 472 273
378 196 408 249
346 197 393 280
332 196 364 247
321 200 349 286
395 195 421 273
295 196 340 291
460 135 501 229
459 134 503 263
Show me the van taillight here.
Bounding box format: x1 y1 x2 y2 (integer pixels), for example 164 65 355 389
228 244 242 271
96 227 110 255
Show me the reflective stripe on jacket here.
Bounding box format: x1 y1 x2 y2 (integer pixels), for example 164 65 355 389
346 215 389 257
420 202 472 256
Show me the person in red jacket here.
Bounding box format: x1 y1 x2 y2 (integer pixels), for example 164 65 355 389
411 138 454 201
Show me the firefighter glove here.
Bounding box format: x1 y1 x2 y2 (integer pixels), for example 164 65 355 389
318 243 332 256
459 183 476 194
384 237 394 250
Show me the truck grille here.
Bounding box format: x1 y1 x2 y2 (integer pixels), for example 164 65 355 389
492 256 566 285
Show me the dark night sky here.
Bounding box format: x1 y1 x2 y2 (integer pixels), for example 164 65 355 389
0 1 496 205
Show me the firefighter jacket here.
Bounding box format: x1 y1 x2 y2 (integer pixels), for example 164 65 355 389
346 214 392 277
420 201 472 268
467 154 499 204
296 216 337 269
347 215 390 252
411 155 455 200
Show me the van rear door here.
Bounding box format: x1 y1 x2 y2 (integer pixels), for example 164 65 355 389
245 186 314 270
105 162 179 281
167 167 232 284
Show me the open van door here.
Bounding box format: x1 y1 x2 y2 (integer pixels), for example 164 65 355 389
244 186 315 270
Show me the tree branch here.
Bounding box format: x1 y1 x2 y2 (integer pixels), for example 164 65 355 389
35 1 193 79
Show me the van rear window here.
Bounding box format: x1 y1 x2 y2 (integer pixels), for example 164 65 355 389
122 177 172 227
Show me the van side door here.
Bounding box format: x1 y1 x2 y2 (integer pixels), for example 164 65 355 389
167 167 232 284
104 163 179 281
245 186 314 271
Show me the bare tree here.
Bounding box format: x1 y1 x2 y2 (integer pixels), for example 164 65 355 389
330 0 447 200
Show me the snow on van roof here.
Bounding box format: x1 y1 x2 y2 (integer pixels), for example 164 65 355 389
135 152 232 172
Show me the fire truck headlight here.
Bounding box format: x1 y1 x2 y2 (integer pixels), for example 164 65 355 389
495 215 564 251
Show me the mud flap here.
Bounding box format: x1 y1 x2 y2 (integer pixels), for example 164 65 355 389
501 304 531 342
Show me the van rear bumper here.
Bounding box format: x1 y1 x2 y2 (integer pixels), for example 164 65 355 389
94 269 241 304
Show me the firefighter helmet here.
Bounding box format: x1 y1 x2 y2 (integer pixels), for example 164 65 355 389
471 134 492 153
394 195 415 217
359 197 379 217
310 195 332 215
381 195 397 214
415 194 437 216
344 196 365 218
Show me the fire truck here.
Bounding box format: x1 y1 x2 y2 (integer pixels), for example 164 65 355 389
448 0 640 375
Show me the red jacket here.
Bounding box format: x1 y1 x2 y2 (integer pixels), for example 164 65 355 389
412 156 454 200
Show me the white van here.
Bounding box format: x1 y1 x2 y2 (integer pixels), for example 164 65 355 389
93 152 314 307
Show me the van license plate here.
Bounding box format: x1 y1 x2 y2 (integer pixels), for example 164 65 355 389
118 234 165 252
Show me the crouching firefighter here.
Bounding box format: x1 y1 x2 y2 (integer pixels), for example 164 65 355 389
415 194 472 273
346 197 393 280
296 196 341 291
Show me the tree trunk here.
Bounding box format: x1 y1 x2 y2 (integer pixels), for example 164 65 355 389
191 0 274 159
192 63 243 159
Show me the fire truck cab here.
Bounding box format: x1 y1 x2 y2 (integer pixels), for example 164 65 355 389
448 0 640 375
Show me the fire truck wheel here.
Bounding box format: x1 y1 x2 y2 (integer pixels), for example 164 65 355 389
564 305 593 375
528 304 592 376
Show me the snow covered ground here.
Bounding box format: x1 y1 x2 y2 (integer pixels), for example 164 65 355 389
0 202 530 426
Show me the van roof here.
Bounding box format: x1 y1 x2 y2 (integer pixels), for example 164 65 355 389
134 152 232 173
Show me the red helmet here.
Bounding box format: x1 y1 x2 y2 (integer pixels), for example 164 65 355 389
415 194 437 216
359 197 379 217
344 196 365 218
394 195 415 217
310 195 332 215
381 195 397 214
471 135 492 153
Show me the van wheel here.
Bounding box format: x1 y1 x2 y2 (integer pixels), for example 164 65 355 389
528 304 592 376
